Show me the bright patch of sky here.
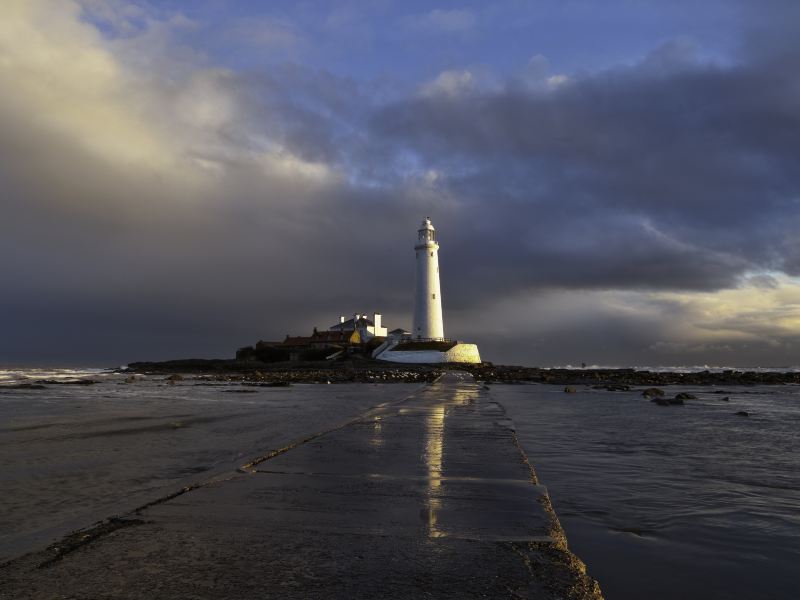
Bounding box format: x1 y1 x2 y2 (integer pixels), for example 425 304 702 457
82 0 743 87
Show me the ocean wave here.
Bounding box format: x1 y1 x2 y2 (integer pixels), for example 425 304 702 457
0 367 113 385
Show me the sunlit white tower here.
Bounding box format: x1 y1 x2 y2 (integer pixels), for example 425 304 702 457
412 217 445 340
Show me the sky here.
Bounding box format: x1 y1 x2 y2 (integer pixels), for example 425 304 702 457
2 0 800 367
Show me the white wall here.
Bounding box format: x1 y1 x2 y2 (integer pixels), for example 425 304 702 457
376 343 481 364
443 343 481 363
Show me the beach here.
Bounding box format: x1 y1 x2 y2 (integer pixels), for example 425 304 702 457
0 369 600 599
0 372 423 563
2 366 799 598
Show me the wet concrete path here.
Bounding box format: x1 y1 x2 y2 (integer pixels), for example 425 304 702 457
1 373 601 599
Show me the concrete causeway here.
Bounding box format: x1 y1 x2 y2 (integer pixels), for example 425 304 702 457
1 373 602 599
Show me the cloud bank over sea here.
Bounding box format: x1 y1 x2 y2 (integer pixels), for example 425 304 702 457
2 0 800 366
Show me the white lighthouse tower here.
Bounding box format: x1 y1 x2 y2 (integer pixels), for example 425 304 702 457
413 217 445 340
372 216 481 363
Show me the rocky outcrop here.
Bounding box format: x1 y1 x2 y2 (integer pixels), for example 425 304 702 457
125 359 800 387
593 384 631 391
124 360 442 384
466 365 800 386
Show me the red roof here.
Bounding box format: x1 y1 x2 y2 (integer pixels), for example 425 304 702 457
312 331 349 342
255 340 284 349
282 330 352 347
282 335 313 347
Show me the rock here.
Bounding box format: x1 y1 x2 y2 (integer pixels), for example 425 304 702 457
666 397 685 405
651 397 671 406
593 384 631 391
166 374 183 382
123 376 137 384
564 386 577 393
642 388 665 398
735 411 750 417
674 392 697 400
3 383 47 390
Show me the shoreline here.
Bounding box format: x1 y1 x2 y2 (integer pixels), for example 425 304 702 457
123 358 800 386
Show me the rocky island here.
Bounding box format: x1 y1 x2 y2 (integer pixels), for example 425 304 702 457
124 358 800 387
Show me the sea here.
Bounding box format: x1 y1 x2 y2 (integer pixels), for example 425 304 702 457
1 367 798 599
496 383 800 600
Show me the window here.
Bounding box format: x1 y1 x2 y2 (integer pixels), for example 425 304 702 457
430 251 433 257
432 293 436 299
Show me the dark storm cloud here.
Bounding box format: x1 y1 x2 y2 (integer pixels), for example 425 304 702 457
3 0 800 366
368 42 800 300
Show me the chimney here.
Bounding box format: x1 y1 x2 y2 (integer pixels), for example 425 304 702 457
374 313 382 329
339 316 345 324
353 313 360 323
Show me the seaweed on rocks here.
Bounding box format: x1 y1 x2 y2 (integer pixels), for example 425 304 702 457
124 358 800 387
463 363 800 386
125 359 442 384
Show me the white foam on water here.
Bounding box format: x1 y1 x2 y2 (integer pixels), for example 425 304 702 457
0 367 114 384
551 364 800 373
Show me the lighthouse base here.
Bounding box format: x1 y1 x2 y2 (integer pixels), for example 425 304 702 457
374 341 481 364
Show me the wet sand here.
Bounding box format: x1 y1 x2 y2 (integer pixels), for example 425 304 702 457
0 379 421 563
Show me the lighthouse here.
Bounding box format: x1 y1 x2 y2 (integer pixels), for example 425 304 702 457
373 217 480 363
412 217 445 340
